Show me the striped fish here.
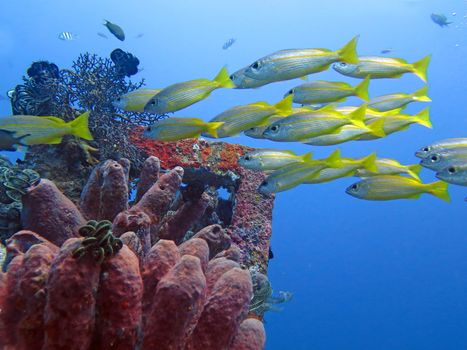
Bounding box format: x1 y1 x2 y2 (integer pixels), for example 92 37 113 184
58 32 76 41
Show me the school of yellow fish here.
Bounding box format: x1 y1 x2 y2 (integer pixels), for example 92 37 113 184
2 36 466 201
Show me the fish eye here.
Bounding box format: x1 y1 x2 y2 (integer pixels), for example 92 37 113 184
262 181 268 186
146 126 152 132
350 184 358 190
288 89 294 95
244 155 251 161
423 147 430 152
339 62 347 67
150 100 156 105
229 74 235 80
116 97 121 101
430 155 439 162
251 61 260 70
270 125 279 132
448 166 456 174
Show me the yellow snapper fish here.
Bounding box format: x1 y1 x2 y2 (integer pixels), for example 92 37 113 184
368 86 431 112
143 117 223 141
415 138 467 159
285 76 370 105
243 36 359 83
333 55 431 82
301 119 385 146
144 66 234 114
436 163 467 186
336 105 403 119
0 112 93 145
238 149 313 171
357 108 432 140
206 95 293 138
113 88 161 112
258 149 343 194
355 158 422 181
229 67 269 89
419 147 467 171
304 153 377 184
346 175 450 202
262 104 367 142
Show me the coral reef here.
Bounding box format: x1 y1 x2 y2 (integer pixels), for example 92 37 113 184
0 155 267 349
0 157 40 244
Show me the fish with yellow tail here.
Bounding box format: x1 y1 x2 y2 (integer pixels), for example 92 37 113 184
355 158 422 181
333 55 431 82
0 111 93 145
239 149 313 171
346 175 450 202
113 88 161 112
258 149 343 194
206 95 293 138
144 66 234 114
304 153 377 184
369 86 431 112
285 76 370 105
358 108 432 140
243 36 359 84
143 117 223 141
302 119 385 146
263 104 367 142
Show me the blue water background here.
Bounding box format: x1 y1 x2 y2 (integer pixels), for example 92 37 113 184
1 1 466 349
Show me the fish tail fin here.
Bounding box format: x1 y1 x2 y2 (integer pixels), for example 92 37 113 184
354 76 370 101
337 36 360 64
16 133 31 147
428 180 450 202
301 152 313 162
361 153 378 172
348 104 367 128
412 86 431 102
213 66 235 88
367 119 386 138
274 95 293 116
205 122 224 138
325 149 343 168
69 112 93 140
414 108 432 128
412 55 431 82
407 164 422 181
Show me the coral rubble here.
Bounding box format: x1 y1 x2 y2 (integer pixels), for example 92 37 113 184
0 154 269 349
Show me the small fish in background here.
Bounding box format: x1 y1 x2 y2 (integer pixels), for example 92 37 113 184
436 163 467 186
415 138 467 159
222 38 236 50
103 20 125 41
97 32 108 39
380 48 393 54
58 31 76 41
346 175 450 201
135 33 144 39
333 55 431 82
0 130 29 151
431 13 452 27
143 117 224 141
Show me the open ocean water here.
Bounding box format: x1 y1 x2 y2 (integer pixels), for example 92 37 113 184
1 0 466 349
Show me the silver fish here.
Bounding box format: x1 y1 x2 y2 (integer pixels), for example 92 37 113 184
436 163 467 186
415 138 467 159
58 32 76 41
420 147 467 171
230 67 269 89
222 38 236 50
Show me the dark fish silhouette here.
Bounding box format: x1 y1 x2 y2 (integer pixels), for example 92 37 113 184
103 20 125 41
135 33 144 39
380 48 393 54
222 38 236 50
431 13 452 27
0 130 29 151
97 32 108 39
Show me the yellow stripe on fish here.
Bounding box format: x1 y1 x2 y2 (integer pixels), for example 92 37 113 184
239 149 313 171
355 158 422 181
144 66 234 114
